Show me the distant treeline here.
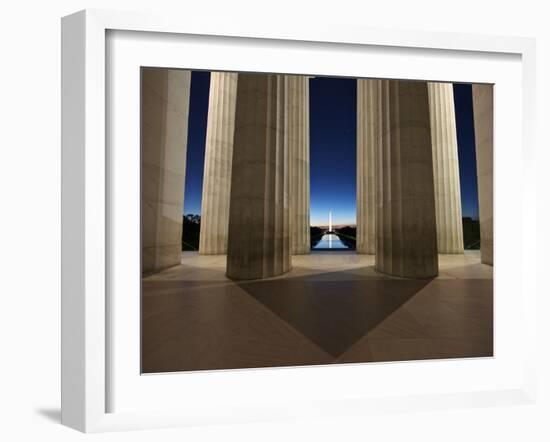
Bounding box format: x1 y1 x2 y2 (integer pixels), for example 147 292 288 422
182 214 200 251
310 225 357 250
183 219 358 252
462 217 480 249
310 226 324 248
310 220 479 251
181 216 478 252
335 226 356 249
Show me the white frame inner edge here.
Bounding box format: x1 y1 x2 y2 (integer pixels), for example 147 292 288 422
61 9 537 433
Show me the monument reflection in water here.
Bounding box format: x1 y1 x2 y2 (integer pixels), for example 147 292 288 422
313 233 349 249
313 210 350 249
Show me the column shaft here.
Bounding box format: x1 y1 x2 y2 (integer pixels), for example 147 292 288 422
472 84 493 266
286 75 310 254
356 79 380 254
226 74 291 280
428 82 464 254
375 80 438 278
199 72 238 254
141 68 191 273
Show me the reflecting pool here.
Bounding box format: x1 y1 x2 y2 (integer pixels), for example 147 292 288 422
313 233 349 249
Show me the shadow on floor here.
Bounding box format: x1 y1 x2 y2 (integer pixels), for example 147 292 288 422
35 408 61 423
141 262 492 373
236 269 432 357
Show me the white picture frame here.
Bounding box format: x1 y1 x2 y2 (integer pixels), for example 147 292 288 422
61 9 537 433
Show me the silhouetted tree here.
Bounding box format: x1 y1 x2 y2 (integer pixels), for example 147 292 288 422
335 226 356 249
310 226 324 249
462 217 481 249
182 214 201 251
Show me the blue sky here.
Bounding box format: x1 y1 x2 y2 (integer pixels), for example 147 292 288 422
308 77 357 225
453 83 480 219
182 71 210 215
182 73 479 224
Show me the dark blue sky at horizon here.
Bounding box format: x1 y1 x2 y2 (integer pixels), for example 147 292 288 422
183 71 210 216
183 72 480 224
453 83 479 219
309 77 357 225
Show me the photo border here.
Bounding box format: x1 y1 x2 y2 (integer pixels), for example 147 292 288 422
61 9 537 432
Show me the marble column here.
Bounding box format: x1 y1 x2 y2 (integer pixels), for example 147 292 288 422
375 80 439 278
356 79 380 254
428 82 464 254
141 68 191 273
472 84 493 266
226 74 291 280
199 72 238 255
286 75 311 255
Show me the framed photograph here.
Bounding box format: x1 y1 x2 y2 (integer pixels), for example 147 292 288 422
61 9 537 432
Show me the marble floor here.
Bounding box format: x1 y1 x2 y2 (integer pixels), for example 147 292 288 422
142 251 493 373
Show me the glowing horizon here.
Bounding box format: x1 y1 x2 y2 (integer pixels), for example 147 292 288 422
182 74 480 226
310 204 357 226
310 209 356 227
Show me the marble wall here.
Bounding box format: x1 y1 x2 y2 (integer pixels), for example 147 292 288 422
141 70 488 279
375 80 439 278
141 68 191 273
356 79 380 255
428 82 464 254
472 84 494 266
286 75 311 255
226 74 291 279
199 72 238 255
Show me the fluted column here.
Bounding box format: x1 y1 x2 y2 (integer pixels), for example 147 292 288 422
375 80 438 278
428 83 464 254
286 75 310 254
199 72 238 254
141 68 191 273
472 84 493 266
356 79 380 254
226 74 290 280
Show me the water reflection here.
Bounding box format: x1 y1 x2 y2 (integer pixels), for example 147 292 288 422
313 233 349 249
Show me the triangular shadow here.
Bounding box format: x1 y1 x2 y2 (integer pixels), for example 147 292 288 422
237 269 432 358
